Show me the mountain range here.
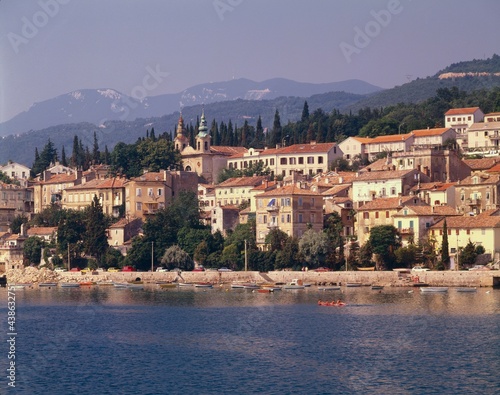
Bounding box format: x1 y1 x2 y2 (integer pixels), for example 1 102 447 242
0 78 382 137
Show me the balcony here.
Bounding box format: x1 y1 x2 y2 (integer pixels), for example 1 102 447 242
266 204 279 212
398 228 414 235
466 198 481 206
266 222 278 229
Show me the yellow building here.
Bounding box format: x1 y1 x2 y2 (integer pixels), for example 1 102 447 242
62 177 126 216
255 184 323 248
214 176 269 209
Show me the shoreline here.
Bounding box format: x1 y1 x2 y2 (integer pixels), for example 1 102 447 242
2 267 499 288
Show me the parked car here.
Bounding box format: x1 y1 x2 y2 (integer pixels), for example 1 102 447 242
314 267 331 272
192 266 205 272
411 266 430 272
107 267 120 272
156 267 169 272
69 267 81 272
81 268 94 274
54 267 67 272
122 266 137 272
218 267 232 272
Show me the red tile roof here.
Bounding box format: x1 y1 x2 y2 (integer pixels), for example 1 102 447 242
256 184 322 197
357 196 420 211
410 182 456 192
210 146 247 156
411 127 453 137
464 158 499 171
217 176 267 188
353 169 416 181
369 133 413 143
393 205 458 217
431 211 500 229
445 107 481 115
27 227 57 236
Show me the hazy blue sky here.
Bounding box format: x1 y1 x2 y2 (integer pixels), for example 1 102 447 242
0 0 499 123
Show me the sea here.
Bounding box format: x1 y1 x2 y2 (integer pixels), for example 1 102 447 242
0 284 499 395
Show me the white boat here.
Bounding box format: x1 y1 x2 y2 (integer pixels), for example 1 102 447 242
371 285 384 290
194 283 213 288
456 287 477 292
9 284 27 290
230 283 245 289
60 283 81 288
243 284 260 289
177 282 194 287
345 282 362 287
420 287 448 293
113 283 129 288
318 286 341 291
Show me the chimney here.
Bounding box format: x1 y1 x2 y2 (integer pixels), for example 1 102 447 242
339 176 343 184
43 170 51 182
310 140 316 145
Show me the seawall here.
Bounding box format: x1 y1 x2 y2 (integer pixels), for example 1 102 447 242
3 268 499 287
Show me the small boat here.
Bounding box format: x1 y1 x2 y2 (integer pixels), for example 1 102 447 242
39 282 57 287
456 287 477 293
159 283 177 289
60 283 81 288
79 281 94 286
243 284 260 289
262 287 281 292
371 285 384 290
345 282 362 287
177 282 194 287
420 287 448 293
230 283 245 289
194 283 213 288
9 284 27 290
257 289 273 293
113 283 129 288
127 284 144 290
96 281 114 286
318 300 346 307
318 286 341 291
283 279 305 290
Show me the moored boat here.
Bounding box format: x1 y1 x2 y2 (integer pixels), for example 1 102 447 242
60 283 81 288
318 286 341 291
159 283 177 289
456 287 477 292
9 284 27 290
345 282 362 287
177 282 194 287
194 283 213 288
39 282 57 287
420 287 448 293
113 282 129 288
371 285 384 290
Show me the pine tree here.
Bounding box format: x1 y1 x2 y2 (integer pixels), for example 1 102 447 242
103 145 110 165
83 195 109 263
254 115 264 148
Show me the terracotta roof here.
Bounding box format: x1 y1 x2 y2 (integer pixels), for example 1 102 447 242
351 137 373 144
129 172 166 182
313 171 356 185
39 173 76 185
27 227 57 236
210 146 247 155
360 159 395 172
251 181 277 191
65 177 126 190
217 176 267 188
411 127 453 137
484 112 500 117
486 162 500 173
445 107 481 115
330 196 352 204
353 169 416 181
256 184 322 197
467 121 500 131
393 205 458 217
431 211 500 229
464 158 499 171
276 142 337 154
369 133 413 143
357 196 420 211
321 185 350 196
410 182 456 192
457 173 500 186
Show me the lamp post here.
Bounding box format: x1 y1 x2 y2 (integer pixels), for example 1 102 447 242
244 239 248 272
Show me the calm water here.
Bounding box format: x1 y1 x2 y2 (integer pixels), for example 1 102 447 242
0 285 499 395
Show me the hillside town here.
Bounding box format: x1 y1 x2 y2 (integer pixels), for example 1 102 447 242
2 106 500 272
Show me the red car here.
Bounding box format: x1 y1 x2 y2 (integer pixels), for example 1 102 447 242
192 267 205 272
69 267 81 272
314 267 332 272
121 266 137 272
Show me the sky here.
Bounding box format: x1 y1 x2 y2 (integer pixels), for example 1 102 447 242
0 0 499 123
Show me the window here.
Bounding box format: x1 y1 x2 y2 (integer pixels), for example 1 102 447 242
310 213 315 223
136 188 142 197
289 157 296 165
375 212 379 219
136 202 142 211
280 158 287 165
307 156 314 164
386 211 389 218
298 157 304 165
298 197 303 206
390 187 396 195
287 214 291 223
456 229 459 235
318 156 323 164
298 213 303 223
409 220 414 229
363 212 369 219
148 188 153 196
158 189 163 196
466 229 470 235
397 220 402 229
263 215 267 223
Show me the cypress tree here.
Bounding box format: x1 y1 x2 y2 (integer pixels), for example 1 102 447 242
441 219 450 270
301 100 309 122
